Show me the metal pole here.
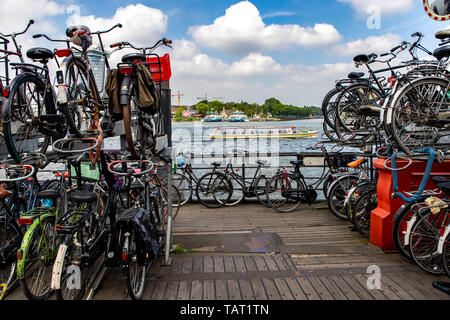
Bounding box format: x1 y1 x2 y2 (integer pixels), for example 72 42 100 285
164 147 173 265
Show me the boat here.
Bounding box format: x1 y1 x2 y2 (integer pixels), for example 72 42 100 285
209 126 319 139
202 114 224 122
227 111 249 122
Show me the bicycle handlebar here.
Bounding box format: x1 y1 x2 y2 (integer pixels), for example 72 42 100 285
0 164 35 182
52 137 99 154
33 33 69 43
90 23 122 35
107 160 154 176
0 19 34 38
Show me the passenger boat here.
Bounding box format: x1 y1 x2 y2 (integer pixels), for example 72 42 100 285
209 126 319 139
227 111 249 122
202 114 224 122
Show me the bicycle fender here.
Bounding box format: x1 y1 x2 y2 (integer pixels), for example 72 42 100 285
16 213 55 279
51 244 67 290
393 202 412 222
403 215 417 247
1 73 31 123
437 225 450 255
119 76 133 105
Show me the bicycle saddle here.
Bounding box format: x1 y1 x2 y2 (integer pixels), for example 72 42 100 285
26 47 54 61
256 160 267 166
290 160 303 167
0 184 11 200
66 25 91 38
348 72 364 79
347 158 366 168
436 182 450 195
435 29 450 40
37 190 60 200
432 176 450 185
68 190 98 204
121 53 147 64
211 161 221 167
353 53 377 63
433 45 450 60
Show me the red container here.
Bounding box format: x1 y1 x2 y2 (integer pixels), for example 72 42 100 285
147 54 171 82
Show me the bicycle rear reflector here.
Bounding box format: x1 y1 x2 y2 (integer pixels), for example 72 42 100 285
18 217 33 225
54 49 71 58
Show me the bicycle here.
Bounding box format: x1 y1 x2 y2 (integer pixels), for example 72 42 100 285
108 38 172 159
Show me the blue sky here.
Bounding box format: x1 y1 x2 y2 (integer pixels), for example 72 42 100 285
1 0 449 106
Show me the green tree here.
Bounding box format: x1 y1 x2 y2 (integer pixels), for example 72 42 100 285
196 102 209 116
174 106 187 121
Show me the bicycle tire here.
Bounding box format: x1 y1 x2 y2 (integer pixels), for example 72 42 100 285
443 231 450 278
352 187 377 239
161 173 192 207
20 215 57 300
255 174 270 207
266 172 304 213
408 209 445 275
0 216 21 299
123 227 146 300
63 57 100 138
3 73 53 163
326 174 358 220
195 172 232 209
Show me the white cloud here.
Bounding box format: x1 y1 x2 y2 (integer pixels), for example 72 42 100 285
332 33 402 57
66 4 168 48
188 1 341 55
338 0 413 15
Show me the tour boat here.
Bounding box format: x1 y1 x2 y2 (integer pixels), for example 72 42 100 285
209 126 319 139
227 111 249 122
202 114 224 122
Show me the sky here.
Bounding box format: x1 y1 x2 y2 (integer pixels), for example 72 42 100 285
1 0 449 107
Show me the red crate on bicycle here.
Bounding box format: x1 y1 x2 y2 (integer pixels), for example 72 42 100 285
147 54 171 82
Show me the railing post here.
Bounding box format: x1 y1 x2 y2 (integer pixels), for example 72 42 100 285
164 147 173 265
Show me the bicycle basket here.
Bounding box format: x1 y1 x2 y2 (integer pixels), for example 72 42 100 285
70 162 100 182
329 154 356 168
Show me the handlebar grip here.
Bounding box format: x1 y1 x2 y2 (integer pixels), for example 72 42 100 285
118 23 123 28
391 45 401 53
29 19 35 25
110 42 122 48
32 34 42 39
380 52 390 57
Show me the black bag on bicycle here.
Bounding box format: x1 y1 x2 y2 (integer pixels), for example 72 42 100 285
105 69 124 122
136 63 160 115
116 207 160 266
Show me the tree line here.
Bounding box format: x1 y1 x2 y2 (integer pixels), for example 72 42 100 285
173 98 322 121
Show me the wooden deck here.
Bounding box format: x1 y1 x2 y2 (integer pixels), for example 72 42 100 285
7 202 450 300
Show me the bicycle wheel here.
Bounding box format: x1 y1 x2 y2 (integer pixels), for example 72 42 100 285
443 231 450 278
326 174 358 220
389 77 450 155
63 57 100 137
3 73 52 163
225 176 245 206
0 217 21 299
352 187 377 239
321 87 341 130
409 209 446 274
161 173 192 207
255 174 270 207
123 227 146 300
20 215 57 300
195 172 232 209
266 172 304 213
392 201 427 262
161 184 181 221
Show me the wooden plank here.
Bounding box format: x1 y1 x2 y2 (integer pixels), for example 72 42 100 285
318 276 348 300
233 256 246 272
264 256 279 271
254 256 269 271
401 272 448 300
340 275 375 300
273 278 294 300
308 277 334 300
262 279 281 300
379 274 416 300
329 275 361 300
142 279 156 300
285 278 308 300
388 273 436 300
250 279 268 300
192 256 204 273
224 256 236 273
296 277 320 300
190 280 203 300
151 281 167 300
238 279 254 300
352 274 391 300
203 280 216 300
244 256 258 272
272 255 290 271
213 256 225 273
164 281 179 300
215 280 228 300
283 254 297 270
226 280 242 300
181 256 193 274
203 256 214 273
176 281 191 300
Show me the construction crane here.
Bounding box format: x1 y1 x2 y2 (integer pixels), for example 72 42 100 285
172 90 185 107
